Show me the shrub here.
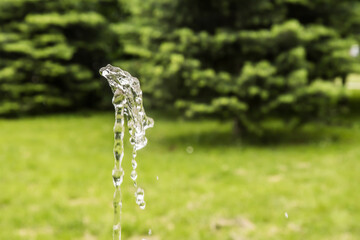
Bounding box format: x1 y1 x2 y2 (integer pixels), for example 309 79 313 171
0 0 125 116
120 0 360 135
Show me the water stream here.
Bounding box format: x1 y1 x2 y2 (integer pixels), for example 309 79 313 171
100 64 154 240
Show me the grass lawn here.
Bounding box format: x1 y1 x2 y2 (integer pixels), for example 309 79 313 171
0 111 360 240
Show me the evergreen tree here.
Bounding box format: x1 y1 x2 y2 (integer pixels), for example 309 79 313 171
0 0 125 116
120 0 360 135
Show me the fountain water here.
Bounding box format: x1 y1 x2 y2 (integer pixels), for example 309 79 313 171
99 64 154 240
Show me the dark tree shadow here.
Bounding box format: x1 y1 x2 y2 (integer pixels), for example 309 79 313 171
159 122 349 148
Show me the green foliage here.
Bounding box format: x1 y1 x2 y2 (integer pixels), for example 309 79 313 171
0 0 125 116
121 0 360 135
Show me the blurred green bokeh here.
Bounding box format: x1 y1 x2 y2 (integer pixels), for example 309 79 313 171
1 0 360 239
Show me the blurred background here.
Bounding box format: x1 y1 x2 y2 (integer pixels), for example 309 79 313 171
1 0 360 239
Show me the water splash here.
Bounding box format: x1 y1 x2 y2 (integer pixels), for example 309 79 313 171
100 64 154 240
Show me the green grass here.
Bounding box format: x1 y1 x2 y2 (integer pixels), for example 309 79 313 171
1 111 360 240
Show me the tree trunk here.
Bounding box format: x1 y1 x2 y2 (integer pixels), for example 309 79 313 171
341 74 347 87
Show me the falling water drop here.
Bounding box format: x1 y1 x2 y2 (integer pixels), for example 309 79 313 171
112 168 124 187
135 188 145 203
130 170 137 181
132 159 137 169
139 201 146 210
130 147 140 190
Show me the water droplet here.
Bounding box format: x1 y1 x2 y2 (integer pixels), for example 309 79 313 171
136 187 144 195
285 212 288 218
136 195 144 205
135 188 145 205
130 170 137 180
112 168 124 187
132 159 137 169
113 224 121 231
139 201 146 210
186 146 194 154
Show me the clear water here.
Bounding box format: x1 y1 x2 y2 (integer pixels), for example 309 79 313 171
100 64 154 240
